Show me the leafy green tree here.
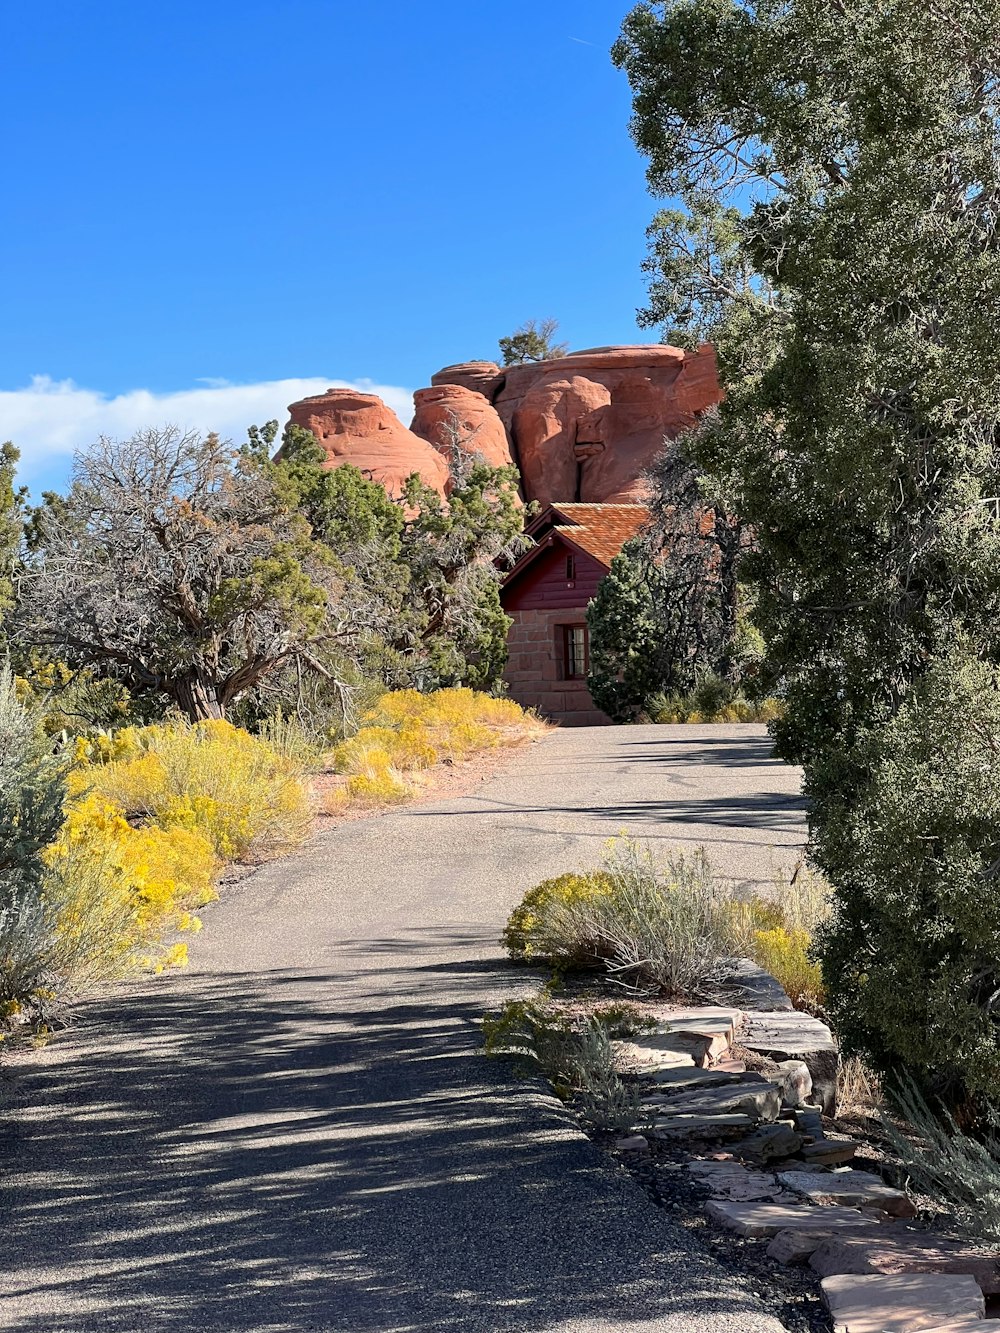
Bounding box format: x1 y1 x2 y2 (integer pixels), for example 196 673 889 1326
498 318 569 366
398 460 525 688
587 537 681 720
251 419 526 694
614 0 1000 1106
817 652 1000 1122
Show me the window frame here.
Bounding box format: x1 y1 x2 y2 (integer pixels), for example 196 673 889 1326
561 623 589 680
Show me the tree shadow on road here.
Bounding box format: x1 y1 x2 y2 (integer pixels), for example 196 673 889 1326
1 949 781 1332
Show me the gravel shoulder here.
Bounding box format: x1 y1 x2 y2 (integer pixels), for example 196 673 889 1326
1 724 805 1332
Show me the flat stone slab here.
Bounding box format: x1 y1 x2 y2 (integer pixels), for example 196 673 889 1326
653 1079 781 1123
614 1033 703 1070
715 957 795 1011
659 1006 743 1045
652 1113 757 1136
800 1137 857 1166
688 1159 746 1174
734 1121 804 1161
744 1011 839 1115
713 1057 748 1074
768 1223 888 1265
810 1232 1000 1294
711 1173 787 1202
705 1200 873 1238
778 1169 917 1218
918 1322 992 1332
686 1159 784 1201
612 1135 649 1153
640 1067 745 1093
820 1272 985 1332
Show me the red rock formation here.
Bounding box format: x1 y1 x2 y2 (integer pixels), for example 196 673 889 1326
285 344 723 509
493 344 722 506
286 388 450 499
430 360 502 398
410 384 513 476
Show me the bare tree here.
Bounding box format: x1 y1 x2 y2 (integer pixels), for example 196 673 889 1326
18 427 346 722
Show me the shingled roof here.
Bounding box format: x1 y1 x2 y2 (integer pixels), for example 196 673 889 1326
503 502 650 589
544 503 649 566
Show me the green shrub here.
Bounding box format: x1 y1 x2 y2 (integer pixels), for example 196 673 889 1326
647 682 784 725
483 996 648 1132
0 667 70 1017
501 871 616 961
502 838 748 997
817 651 1000 1122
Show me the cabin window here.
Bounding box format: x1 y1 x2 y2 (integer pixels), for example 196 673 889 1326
561 624 589 680
565 554 576 581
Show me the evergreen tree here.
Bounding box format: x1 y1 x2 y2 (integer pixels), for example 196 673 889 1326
615 0 1000 1111
498 318 568 365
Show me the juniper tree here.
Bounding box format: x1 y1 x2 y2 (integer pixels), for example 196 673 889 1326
20 427 339 722
498 318 569 366
588 434 749 720
615 0 1000 1109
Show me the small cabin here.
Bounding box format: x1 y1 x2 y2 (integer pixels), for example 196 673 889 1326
499 503 649 726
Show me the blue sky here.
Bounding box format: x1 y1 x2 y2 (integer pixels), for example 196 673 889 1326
2 1 660 492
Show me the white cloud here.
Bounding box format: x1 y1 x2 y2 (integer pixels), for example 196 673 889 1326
0 375 417 493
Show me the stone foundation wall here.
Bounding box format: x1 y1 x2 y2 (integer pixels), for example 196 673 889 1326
502 608 612 727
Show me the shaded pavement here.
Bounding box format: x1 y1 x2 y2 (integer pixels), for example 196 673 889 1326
1 724 805 1332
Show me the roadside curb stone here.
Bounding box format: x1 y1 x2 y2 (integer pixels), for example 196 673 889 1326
704 1199 875 1237
820 1272 986 1332
777 1169 917 1218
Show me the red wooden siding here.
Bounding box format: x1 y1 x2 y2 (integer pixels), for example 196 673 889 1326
501 537 607 612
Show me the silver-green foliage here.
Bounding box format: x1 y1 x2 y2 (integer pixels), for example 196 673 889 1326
882 1078 1000 1241
528 839 747 997
0 665 68 1007
483 997 650 1133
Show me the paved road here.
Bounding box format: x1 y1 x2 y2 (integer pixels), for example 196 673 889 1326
2 724 805 1333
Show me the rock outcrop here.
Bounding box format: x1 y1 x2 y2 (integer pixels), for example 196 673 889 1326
410 384 514 476
431 360 503 399
285 343 722 507
286 388 450 499
493 344 721 506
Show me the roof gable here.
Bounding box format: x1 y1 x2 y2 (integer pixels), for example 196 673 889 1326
502 502 649 591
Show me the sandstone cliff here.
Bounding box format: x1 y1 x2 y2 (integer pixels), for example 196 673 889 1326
286 388 451 499
285 343 721 507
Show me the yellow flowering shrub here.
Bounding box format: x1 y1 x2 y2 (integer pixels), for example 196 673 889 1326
327 688 543 813
73 719 311 860
333 727 402 774
363 686 539 738
751 925 824 1009
502 871 616 959
390 720 439 770
344 765 413 805
43 794 217 982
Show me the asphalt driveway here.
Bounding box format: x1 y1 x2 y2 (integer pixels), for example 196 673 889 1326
1 724 806 1332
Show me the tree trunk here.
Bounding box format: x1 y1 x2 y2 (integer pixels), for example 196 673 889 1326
172 671 224 723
